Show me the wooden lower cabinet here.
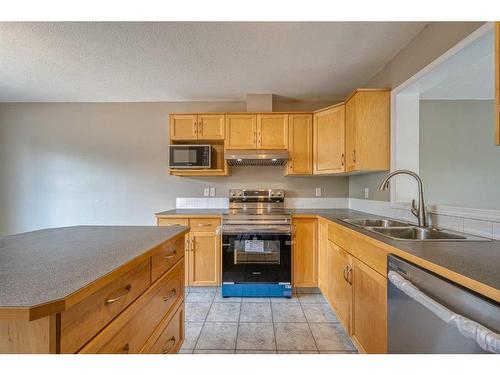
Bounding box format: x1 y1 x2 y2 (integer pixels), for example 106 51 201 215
141 301 184 354
157 216 222 287
351 258 387 354
317 218 329 294
293 218 317 287
188 231 220 286
326 241 352 333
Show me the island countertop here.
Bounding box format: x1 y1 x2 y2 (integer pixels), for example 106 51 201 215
155 208 500 302
0 225 188 319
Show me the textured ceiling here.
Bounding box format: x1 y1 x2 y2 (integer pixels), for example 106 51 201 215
0 22 428 102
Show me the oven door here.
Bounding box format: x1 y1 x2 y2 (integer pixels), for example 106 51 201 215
222 232 291 283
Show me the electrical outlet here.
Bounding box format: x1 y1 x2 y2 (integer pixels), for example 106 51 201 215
364 187 369 199
203 187 210 197
315 187 322 197
209 187 216 197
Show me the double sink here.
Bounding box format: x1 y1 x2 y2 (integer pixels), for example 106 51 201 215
341 218 490 242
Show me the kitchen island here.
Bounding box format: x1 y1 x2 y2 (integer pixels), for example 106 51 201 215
0 225 189 353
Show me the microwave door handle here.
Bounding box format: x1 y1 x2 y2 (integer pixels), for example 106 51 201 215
388 271 500 353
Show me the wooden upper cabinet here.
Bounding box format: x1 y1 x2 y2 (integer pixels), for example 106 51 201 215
257 114 288 149
495 22 500 146
169 114 198 140
293 218 317 287
287 114 313 175
351 258 387 354
313 104 345 174
345 89 390 172
197 114 225 140
225 114 257 149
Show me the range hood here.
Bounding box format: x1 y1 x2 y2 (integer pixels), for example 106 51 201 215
224 149 289 166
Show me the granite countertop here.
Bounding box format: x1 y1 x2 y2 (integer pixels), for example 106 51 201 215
0 225 188 310
155 208 500 300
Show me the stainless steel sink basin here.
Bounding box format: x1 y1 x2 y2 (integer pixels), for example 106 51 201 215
342 218 411 228
341 217 490 242
371 227 469 241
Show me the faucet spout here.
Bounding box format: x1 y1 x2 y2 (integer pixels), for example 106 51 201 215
378 170 428 227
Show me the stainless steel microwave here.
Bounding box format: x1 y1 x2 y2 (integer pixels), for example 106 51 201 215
169 144 212 169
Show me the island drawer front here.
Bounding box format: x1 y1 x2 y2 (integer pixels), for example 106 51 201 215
142 303 184 354
189 218 220 232
157 218 189 227
151 236 185 282
60 259 151 354
80 259 184 354
328 222 387 276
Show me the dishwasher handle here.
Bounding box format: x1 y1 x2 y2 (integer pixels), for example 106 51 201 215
388 270 500 353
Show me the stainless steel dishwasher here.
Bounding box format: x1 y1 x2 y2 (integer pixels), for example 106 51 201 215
387 255 500 353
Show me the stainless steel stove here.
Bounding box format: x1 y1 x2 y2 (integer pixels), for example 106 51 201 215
221 189 292 298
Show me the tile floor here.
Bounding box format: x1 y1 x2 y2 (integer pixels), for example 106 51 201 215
180 287 357 354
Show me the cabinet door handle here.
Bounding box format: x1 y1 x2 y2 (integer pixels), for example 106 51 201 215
105 284 131 305
199 122 203 135
341 153 345 167
253 131 256 144
118 343 130 354
347 266 353 285
343 266 349 282
353 149 356 163
258 132 261 144
194 122 197 134
163 250 177 260
162 288 177 302
191 238 195 251
162 336 176 354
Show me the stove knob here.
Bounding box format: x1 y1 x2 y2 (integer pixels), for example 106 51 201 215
270 192 275 196
277 191 282 196
238 192 243 196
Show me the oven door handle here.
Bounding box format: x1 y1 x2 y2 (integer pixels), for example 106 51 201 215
388 270 500 353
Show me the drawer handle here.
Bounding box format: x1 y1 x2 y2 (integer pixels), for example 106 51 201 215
163 251 177 260
163 288 177 302
197 223 212 227
119 343 130 354
166 224 180 226
346 266 353 285
105 284 131 305
162 336 176 354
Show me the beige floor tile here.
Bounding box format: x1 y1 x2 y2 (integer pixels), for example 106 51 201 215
206 302 241 322
298 294 327 304
309 323 355 351
178 349 193 354
196 322 238 350
193 349 235 354
278 350 319 354
239 302 272 322
270 296 300 304
272 303 306 322
236 350 277 354
185 302 211 322
186 293 215 303
274 323 317 351
181 322 204 350
302 303 338 323
213 293 242 303
241 297 270 303
236 323 276 350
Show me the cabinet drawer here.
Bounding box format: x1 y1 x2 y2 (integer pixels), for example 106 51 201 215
151 236 185 283
157 218 189 227
328 222 387 276
60 259 150 354
189 218 220 232
79 260 184 354
143 303 184 354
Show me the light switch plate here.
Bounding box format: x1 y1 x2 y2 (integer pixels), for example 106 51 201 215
315 187 322 197
203 187 210 197
364 187 369 199
210 187 216 197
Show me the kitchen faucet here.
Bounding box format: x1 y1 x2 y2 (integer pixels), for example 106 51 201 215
378 170 428 227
